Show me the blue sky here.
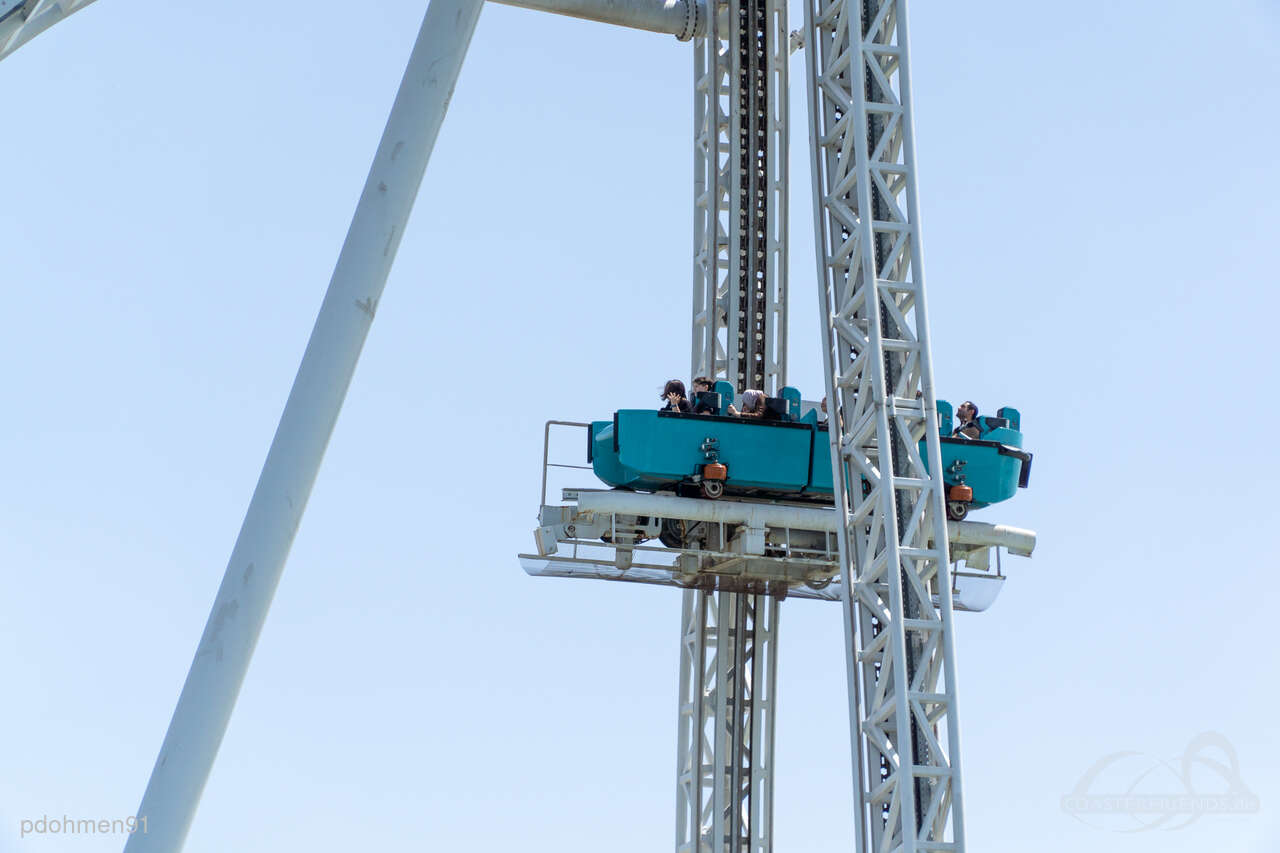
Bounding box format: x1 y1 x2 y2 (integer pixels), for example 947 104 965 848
2 1 1279 851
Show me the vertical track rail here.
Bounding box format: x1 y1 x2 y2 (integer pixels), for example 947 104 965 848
682 0 786 845
691 0 733 386
691 0 786 393
803 0 965 850
745 594 779 853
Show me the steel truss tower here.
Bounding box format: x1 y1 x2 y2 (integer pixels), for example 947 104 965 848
804 0 965 849
681 0 787 847
691 0 787 394
676 587 779 853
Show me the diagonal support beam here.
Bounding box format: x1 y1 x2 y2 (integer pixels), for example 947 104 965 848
0 0 99 63
122 2 484 849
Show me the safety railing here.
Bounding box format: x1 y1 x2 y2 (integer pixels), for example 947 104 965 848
540 420 593 507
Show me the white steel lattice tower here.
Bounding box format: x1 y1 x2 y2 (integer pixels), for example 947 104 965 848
690 0 787 393
803 0 966 849
675 585 780 853
679 0 787 848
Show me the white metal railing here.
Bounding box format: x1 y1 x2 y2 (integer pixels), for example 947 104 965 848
539 420 594 507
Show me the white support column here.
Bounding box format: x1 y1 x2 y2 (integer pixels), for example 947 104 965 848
745 594 778 853
690 0 732 385
711 591 737 849
761 0 788 389
690 0 786 394
122 3 484 850
803 0 965 850
682 0 786 848
676 588 777 853
676 589 712 853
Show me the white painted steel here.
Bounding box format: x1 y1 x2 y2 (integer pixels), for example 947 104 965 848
682 0 787 843
522 556 842 601
527 487 1028 612
490 0 705 39
122 3 484 850
575 490 1034 555
0 0 97 62
715 592 778 853
746 594 778 853
803 0 966 848
760 0 788 393
690 0 786 395
579 490 835 531
676 590 712 850
677 588 778 853
947 520 1033 558
520 556 1009 612
689 0 732 387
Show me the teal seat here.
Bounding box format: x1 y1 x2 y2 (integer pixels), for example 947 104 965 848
713 380 736 416
779 386 802 420
936 399 954 435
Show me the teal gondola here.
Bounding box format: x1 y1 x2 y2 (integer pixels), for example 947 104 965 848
588 381 1030 520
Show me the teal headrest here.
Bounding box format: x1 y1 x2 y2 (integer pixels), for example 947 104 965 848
779 385 802 419
936 399 954 434
713 380 735 416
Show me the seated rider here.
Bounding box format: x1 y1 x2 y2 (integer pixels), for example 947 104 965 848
735 389 767 418
691 376 718 415
660 379 693 413
953 400 981 439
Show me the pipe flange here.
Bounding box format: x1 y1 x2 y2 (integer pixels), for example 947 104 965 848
675 0 698 42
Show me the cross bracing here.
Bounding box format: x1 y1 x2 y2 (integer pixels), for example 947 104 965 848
684 0 788 845
803 0 965 849
691 0 786 396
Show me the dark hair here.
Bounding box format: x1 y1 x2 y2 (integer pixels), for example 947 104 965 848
960 400 978 418
663 379 687 399
692 376 714 390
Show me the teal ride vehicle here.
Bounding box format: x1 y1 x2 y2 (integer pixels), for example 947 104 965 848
588 381 1031 521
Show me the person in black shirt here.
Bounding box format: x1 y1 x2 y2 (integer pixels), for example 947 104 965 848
691 376 718 415
953 401 981 439
661 379 693 413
